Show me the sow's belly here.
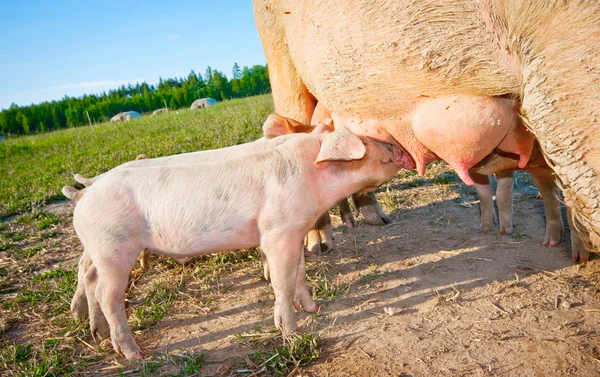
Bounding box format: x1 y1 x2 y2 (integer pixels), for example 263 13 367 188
328 95 535 186
278 0 528 185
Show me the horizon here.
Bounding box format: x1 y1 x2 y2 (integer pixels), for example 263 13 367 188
0 1 266 110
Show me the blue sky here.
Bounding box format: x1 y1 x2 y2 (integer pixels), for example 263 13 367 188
0 0 266 110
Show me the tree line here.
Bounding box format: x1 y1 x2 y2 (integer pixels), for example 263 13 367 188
0 63 270 136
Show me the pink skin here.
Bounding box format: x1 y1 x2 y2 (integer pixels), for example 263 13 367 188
309 103 394 228
68 128 398 359
69 122 324 330
254 0 599 263
320 95 535 187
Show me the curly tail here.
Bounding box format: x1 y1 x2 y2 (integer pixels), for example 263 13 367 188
62 186 86 202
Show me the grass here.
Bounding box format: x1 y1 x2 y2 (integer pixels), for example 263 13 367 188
235 328 321 376
10 267 77 316
0 340 84 377
15 210 61 229
131 281 179 331
307 269 349 301
0 95 273 217
121 350 207 377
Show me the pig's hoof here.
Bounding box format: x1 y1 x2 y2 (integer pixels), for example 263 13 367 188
479 220 494 233
362 208 392 226
305 229 333 255
114 338 144 360
572 248 590 263
299 300 320 313
341 212 356 228
498 219 513 235
542 237 561 248
128 350 146 360
543 223 563 248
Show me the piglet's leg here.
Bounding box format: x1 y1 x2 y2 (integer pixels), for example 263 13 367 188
471 172 496 233
294 252 319 313
71 250 92 320
352 192 392 225
262 250 319 313
262 232 303 332
305 212 333 256
495 171 515 235
93 246 143 359
84 264 110 340
530 171 564 248
338 198 356 228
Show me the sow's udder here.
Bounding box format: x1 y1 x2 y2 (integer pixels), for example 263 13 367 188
410 95 534 186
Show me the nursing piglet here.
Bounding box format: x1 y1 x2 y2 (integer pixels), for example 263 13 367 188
67 118 327 322
67 127 399 359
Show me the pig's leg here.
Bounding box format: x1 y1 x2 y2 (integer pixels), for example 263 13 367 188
352 192 392 225
263 250 318 313
262 232 303 332
338 198 356 228
471 172 496 232
71 250 92 320
305 212 333 256
567 208 590 263
93 246 142 359
84 264 110 340
530 172 564 247
496 171 515 235
293 252 319 313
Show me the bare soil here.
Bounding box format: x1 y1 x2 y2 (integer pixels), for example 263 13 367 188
2 166 599 376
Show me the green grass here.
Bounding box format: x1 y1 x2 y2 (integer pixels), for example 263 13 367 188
9 267 77 315
307 270 349 301
120 350 207 377
131 281 179 331
190 249 261 282
235 329 321 376
0 95 273 217
0 339 86 377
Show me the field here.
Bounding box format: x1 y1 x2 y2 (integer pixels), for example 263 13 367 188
1 95 599 376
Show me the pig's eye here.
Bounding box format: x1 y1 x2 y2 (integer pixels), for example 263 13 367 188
362 141 367 145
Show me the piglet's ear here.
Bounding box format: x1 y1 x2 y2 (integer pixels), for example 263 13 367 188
315 127 366 166
311 118 334 134
263 114 307 139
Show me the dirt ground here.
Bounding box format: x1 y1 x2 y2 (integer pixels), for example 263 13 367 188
2 166 600 376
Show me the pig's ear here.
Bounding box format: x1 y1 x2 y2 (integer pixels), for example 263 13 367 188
262 114 305 139
315 127 366 166
312 118 334 134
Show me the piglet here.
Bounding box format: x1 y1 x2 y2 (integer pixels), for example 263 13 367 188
64 127 399 359
66 118 320 322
